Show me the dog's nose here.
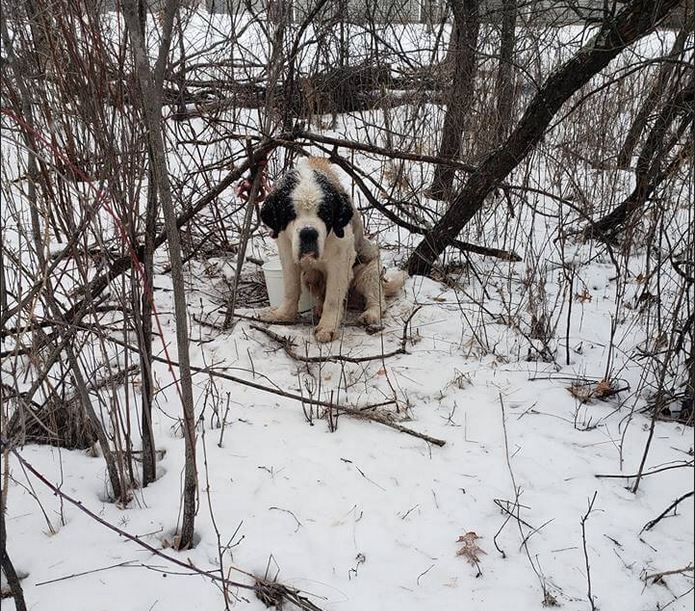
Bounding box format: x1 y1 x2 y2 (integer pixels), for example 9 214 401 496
299 227 319 258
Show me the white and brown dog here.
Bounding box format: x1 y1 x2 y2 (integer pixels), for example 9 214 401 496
259 157 405 342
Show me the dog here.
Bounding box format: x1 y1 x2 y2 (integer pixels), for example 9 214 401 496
259 157 406 342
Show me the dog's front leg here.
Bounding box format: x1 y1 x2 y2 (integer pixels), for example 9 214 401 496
261 237 301 322
314 259 352 343
302 269 326 320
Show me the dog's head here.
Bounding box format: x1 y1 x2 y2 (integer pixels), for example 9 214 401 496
260 159 353 263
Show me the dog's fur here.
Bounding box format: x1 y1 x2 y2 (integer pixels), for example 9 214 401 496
259 157 406 342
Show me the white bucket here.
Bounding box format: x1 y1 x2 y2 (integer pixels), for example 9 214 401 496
262 258 314 314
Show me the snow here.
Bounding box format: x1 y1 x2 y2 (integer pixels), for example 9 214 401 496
3 266 693 609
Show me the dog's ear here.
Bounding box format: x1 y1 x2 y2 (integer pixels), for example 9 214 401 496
331 191 353 238
316 174 353 238
260 173 297 238
259 191 283 238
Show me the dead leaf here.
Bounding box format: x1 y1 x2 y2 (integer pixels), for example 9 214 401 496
594 378 614 398
456 531 486 567
575 288 592 303
568 382 593 403
568 377 617 403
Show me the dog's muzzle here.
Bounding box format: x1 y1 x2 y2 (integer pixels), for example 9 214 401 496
299 227 319 259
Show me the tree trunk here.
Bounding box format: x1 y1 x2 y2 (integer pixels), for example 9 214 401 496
428 0 480 200
122 0 199 549
586 75 693 239
136 0 157 489
687 315 695 425
494 0 517 144
139 163 158 487
616 26 690 169
407 0 683 277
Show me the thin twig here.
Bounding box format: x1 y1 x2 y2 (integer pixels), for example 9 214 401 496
268 506 302 533
580 491 599 611
35 560 138 587
595 460 693 479
497 393 554 604
642 490 694 533
642 564 694 583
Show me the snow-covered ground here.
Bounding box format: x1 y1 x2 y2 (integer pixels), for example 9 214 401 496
4 256 693 610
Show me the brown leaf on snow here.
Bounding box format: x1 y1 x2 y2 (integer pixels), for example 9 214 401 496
568 377 617 403
568 382 594 403
575 288 593 303
594 377 615 398
456 531 486 566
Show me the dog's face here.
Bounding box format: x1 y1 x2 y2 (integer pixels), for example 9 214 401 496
260 160 353 264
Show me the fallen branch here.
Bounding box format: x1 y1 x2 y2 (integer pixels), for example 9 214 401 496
595 461 693 479
254 577 324 611
642 490 694 533
642 564 695 584
249 306 422 364
68 321 447 448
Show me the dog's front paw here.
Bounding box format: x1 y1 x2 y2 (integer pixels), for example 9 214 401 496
259 306 297 323
359 308 381 326
314 324 337 343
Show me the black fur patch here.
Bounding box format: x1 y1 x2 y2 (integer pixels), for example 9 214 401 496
260 170 298 238
314 172 353 238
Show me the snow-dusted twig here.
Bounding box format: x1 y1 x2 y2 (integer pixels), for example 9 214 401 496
269 506 303 533
34 560 138 587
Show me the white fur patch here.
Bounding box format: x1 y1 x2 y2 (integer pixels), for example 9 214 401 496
292 160 322 213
